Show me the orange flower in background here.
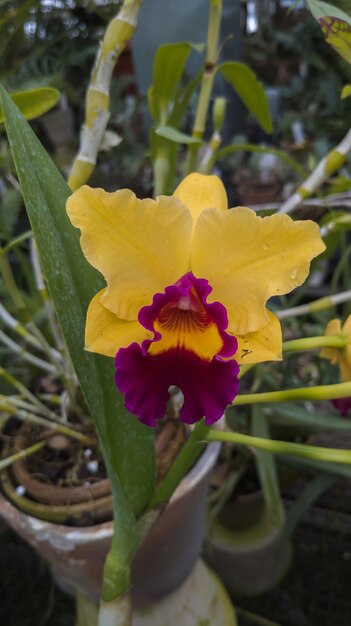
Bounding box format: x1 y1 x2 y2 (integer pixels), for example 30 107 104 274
67 173 325 426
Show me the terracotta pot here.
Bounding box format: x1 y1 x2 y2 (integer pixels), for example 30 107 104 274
0 442 220 608
1 429 112 525
205 498 291 597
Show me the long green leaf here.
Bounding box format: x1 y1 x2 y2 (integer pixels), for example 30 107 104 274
280 474 336 544
266 402 351 431
0 88 60 124
0 84 155 598
151 42 201 124
252 408 284 528
155 125 202 144
217 62 273 134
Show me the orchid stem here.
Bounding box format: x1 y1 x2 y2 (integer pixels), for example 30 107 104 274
151 418 210 506
0 440 47 472
239 334 348 379
68 0 143 190
279 128 351 214
234 381 351 406
184 0 222 175
282 334 347 352
0 399 93 444
98 594 132 626
277 289 351 319
0 248 27 319
206 428 351 465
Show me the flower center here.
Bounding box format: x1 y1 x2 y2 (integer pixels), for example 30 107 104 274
115 272 240 426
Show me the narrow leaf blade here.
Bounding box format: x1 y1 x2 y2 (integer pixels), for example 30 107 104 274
217 62 273 134
0 84 155 519
0 88 60 124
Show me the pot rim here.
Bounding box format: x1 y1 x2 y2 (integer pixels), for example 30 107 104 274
0 441 220 542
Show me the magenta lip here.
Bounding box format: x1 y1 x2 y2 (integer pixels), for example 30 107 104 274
115 272 240 427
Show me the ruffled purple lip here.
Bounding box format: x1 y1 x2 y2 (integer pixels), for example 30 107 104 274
115 272 240 427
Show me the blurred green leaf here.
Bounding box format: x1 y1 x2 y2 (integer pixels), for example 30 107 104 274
0 84 156 598
213 142 305 177
252 408 284 528
0 188 22 237
217 62 273 134
320 16 351 64
155 125 202 144
281 474 336 544
0 87 60 124
150 42 202 124
306 0 351 22
266 402 351 432
341 83 351 98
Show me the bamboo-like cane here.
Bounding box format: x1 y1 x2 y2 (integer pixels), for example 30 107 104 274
68 0 143 191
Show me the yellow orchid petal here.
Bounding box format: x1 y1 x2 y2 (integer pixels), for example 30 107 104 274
322 315 351 381
320 318 342 364
192 207 325 335
67 186 192 320
174 173 227 227
85 289 151 357
236 310 282 365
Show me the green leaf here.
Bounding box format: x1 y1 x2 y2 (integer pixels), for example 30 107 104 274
151 42 201 124
266 403 351 432
155 125 202 144
217 62 273 134
252 408 284 528
0 84 156 598
0 88 60 125
281 474 336 544
306 0 351 22
213 142 305 177
341 83 351 98
0 189 22 236
319 16 351 64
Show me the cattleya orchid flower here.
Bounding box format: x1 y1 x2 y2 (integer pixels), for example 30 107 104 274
321 315 351 417
67 173 324 427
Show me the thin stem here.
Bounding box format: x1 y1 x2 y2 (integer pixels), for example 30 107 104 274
0 367 60 422
151 419 210 506
184 0 222 174
206 429 351 465
98 594 132 626
277 289 351 319
0 400 93 444
238 334 348 380
279 128 351 214
0 440 47 472
0 303 62 365
0 330 57 374
282 334 347 352
0 248 27 318
233 381 351 406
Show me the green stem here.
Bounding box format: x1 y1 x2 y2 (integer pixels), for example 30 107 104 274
184 0 222 174
0 399 93 445
239 334 348 380
0 440 46 471
234 381 351 406
277 289 351 320
206 429 351 465
151 419 210 506
153 149 170 198
0 248 27 318
283 334 347 352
